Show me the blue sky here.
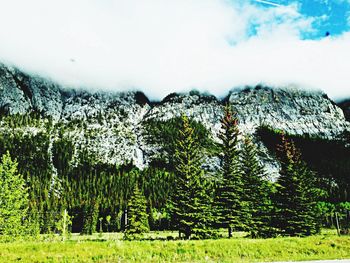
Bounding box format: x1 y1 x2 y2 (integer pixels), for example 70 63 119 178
0 0 349 99
300 0 350 37
254 0 350 38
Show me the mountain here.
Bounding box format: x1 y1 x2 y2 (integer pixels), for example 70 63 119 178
0 62 349 179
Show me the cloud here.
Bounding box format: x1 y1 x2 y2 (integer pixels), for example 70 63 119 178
0 0 349 100
253 0 282 7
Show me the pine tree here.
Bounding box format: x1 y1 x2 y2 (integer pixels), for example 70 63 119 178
274 134 320 236
25 199 41 237
171 114 213 239
0 151 29 237
241 136 274 238
124 184 149 240
215 106 248 238
82 198 100 235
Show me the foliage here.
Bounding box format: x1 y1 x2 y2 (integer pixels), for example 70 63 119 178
0 113 176 234
55 209 72 240
124 185 149 240
105 215 111 232
274 135 321 236
319 202 350 231
241 136 275 238
0 152 29 237
81 198 100 235
0 110 347 239
257 125 350 202
171 114 214 239
143 116 218 169
0 117 58 233
214 106 248 237
316 201 336 228
337 202 350 232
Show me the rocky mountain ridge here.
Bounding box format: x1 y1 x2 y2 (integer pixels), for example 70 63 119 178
0 62 349 177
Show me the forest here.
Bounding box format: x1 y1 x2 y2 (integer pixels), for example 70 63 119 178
0 106 349 241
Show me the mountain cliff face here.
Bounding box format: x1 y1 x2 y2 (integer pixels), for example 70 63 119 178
0 63 349 177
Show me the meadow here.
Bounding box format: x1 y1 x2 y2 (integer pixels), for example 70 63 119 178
0 230 349 262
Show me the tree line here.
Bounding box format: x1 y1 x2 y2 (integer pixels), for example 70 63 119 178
164 107 321 239
0 108 349 240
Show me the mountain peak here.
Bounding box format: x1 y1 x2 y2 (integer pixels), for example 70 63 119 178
0 61 349 177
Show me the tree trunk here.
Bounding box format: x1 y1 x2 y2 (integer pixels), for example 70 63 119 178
331 215 334 228
228 226 232 238
185 228 191 240
335 212 341 236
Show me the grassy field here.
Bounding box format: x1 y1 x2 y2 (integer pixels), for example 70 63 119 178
0 230 349 262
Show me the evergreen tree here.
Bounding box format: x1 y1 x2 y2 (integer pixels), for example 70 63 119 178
215 106 248 238
0 151 29 237
25 199 41 237
124 184 149 240
241 136 275 238
171 114 213 239
274 134 320 236
82 198 100 235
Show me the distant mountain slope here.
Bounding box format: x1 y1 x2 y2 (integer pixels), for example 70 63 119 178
0 62 349 178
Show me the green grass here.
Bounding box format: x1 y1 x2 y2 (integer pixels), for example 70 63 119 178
0 230 349 262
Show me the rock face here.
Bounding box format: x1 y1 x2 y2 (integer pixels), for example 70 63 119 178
228 86 347 138
0 64 63 118
0 62 349 177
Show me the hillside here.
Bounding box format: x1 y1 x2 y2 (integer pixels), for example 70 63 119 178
1 63 349 172
1 61 350 233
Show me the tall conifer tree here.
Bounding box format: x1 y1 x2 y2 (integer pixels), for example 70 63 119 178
124 184 149 240
274 134 320 236
215 106 248 238
82 198 100 235
0 152 29 237
171 114 213 239
241 136 274 238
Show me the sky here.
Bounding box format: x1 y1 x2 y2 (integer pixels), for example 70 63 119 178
0 0 349 100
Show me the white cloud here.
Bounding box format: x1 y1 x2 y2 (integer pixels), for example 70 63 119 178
0 0 348 100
